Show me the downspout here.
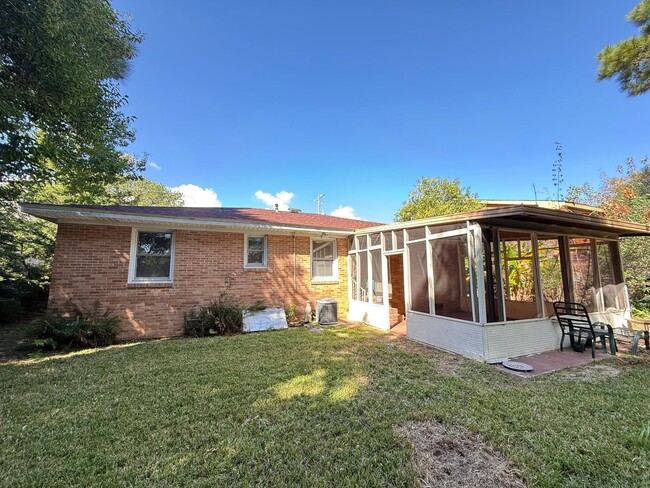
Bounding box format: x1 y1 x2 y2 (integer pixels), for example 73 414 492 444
293 233 297 290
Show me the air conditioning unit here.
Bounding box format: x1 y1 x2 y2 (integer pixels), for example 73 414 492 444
317 298 338 325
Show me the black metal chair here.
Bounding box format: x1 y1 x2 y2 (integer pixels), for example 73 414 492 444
552 301 616 358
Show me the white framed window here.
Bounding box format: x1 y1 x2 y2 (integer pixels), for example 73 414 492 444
311 238 338 281
129 229 175 283
244 235 267 268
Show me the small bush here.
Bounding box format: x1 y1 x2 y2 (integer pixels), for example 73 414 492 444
0 299 22 325
183 292 265 337
30 301 121 351
284 304 299 325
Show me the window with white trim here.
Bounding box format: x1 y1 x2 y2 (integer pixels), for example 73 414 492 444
311 239 337 280
245 235 267 268
129 229 174 283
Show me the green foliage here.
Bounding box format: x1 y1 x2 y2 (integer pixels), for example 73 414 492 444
597 0 650 96
0 0 145 201
284 304 298 324
29 301 121 351
567 157 650 309
395 176 484 221
184 292 266 337
0 299 22 325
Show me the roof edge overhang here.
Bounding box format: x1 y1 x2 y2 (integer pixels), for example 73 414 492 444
355 205 650 237
19 203 355 237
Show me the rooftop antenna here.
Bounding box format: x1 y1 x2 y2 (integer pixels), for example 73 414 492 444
314 193 325 215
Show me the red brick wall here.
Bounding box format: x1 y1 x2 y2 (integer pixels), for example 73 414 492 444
49 224 349 339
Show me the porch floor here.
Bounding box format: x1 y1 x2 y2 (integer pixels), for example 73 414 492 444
497 348 613 378
389 321 407 337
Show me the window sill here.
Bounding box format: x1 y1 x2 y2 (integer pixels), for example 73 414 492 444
243 266 268 271
127 282 173 289
311 279 339 285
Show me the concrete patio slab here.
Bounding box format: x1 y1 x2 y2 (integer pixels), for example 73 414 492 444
496 348 614 378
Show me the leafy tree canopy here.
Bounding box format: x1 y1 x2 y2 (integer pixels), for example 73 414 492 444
395 177 484 222
597 0 650 95
0 0 145 201
567 157 650 310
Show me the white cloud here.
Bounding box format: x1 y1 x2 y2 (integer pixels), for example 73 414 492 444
147 161 162 170
254 190 294 211
330 205 360 220
170 184 222 207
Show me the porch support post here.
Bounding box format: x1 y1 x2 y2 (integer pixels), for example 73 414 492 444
492 228 506 322
531 233 545 317
559 236 574 303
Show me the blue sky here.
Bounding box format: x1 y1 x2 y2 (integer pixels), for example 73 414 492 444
112 0 647 223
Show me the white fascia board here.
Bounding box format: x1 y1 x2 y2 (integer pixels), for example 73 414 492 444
20 204 353 237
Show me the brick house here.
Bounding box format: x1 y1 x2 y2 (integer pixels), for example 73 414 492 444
21 204 380 339
22 202 650 362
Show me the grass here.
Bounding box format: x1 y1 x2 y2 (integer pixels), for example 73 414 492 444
1 325 649 487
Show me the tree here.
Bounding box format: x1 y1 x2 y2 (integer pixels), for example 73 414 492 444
0 0 145 201
395 177 484 221
597 0 650 96
567 157 650 311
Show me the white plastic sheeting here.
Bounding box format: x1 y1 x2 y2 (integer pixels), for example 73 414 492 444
242 308 288 333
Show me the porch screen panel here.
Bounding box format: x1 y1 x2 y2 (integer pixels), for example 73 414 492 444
597 241 622 310
500 233 539 320
538 238 564 316
350 253 358 301
569 238 597 312
408 241 429 313
359 251 369 302
430 235 473 321
370 249 383 304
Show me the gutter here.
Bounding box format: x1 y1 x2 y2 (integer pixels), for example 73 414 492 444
19 203 354 237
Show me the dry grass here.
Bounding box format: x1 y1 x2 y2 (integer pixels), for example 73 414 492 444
396 420 527 488
555 363 622 383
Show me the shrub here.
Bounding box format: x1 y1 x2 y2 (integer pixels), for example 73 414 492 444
30 301 121 351
0 298 22 325
284 304 299 325
183 292 265 337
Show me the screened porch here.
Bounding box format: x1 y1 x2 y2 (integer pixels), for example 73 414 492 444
347 205 650 362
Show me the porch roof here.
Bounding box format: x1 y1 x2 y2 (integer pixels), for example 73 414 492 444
355 205 650 238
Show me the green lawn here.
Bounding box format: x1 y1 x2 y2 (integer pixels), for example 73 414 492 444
1 326 649 487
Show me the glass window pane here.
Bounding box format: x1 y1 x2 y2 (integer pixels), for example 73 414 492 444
349 236 356 251
538 238 564 316
408 241 429 313
248 250 265 264
371 249 383 304
312 241 333 259
136 256 171 278
370 233 381 247
431 235 472 321
248 237 265 251
138 232 172 255
312 261 333 278
570 238 597 312
359 251 369 302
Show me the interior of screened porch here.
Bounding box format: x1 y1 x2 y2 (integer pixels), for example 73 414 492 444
346 204 650 363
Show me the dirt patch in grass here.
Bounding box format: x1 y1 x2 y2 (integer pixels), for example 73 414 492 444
395 420 527 488
555 363 622 383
